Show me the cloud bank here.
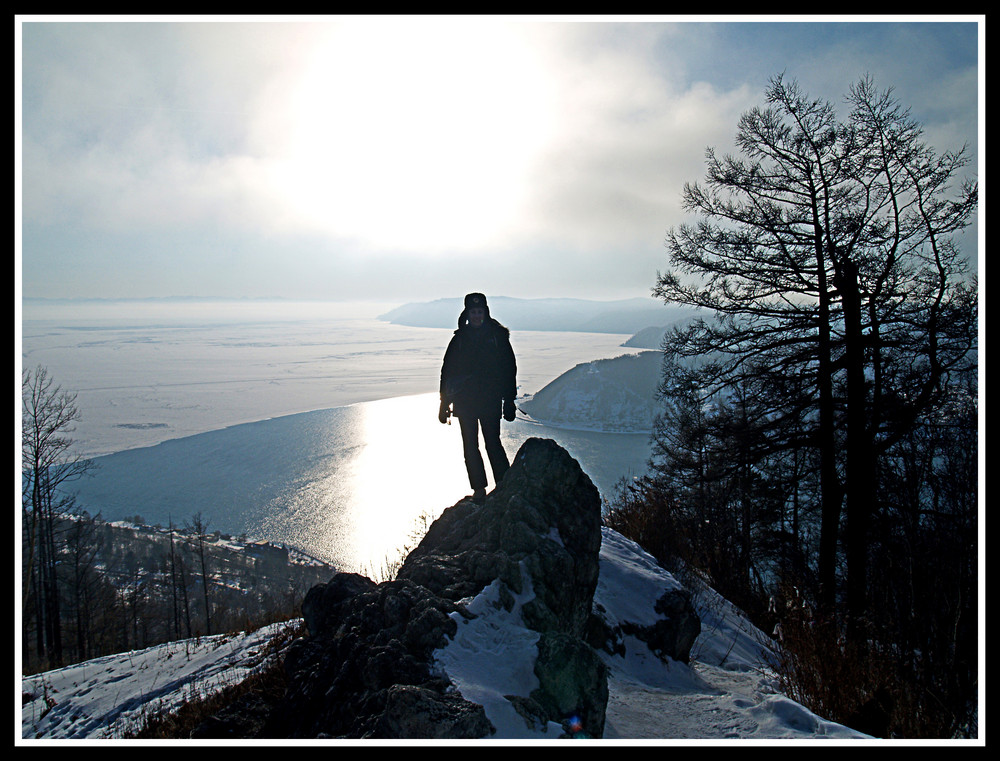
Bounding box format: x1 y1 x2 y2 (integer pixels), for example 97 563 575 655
18 18 980 303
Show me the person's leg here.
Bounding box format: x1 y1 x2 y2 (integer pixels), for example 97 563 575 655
479 414 509 486
458 415 488 491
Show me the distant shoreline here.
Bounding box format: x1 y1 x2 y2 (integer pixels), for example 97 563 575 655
515 405 653 437
87 391 653 463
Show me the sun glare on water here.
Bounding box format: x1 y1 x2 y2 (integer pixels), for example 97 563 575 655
337 393 476 574
268 20 555 251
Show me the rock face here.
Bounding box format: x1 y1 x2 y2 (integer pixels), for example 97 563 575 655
399 436 603 638
398 436 608 737
260 571 491 739
220 437 697 740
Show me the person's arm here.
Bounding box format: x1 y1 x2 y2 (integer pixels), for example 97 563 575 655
501 333 517 421
439 338 456 423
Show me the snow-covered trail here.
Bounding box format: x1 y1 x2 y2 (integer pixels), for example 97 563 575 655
597 530 865 741
605 660 858 740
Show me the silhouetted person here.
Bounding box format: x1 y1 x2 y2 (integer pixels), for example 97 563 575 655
439 293 517 503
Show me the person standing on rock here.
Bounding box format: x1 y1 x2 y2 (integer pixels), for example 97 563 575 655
438 293 518 504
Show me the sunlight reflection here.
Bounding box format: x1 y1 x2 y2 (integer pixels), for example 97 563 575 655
347 393 478 575
220 394 645 578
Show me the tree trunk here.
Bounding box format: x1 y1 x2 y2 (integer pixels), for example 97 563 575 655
815 234 842 615
840 260 876 627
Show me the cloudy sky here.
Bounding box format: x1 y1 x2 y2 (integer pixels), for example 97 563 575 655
17 16 981 304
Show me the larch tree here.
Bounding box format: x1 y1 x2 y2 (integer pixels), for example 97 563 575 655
653 74 977 623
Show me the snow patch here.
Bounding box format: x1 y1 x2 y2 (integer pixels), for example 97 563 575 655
21 621 296 740
432 566 564 738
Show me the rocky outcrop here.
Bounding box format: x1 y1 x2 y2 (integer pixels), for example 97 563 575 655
587 528 702 666
589 586 701 665
199 437 698 740
255 437 607 739
398 436 603 637
398 437 608 737
259 572 490 739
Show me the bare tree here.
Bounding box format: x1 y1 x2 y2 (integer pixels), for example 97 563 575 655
170 519 194 638
63 511 105 662
21 365 94 669
191 513 213 636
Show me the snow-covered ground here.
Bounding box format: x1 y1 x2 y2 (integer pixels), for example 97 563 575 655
20 621 294 742
21 527 870 744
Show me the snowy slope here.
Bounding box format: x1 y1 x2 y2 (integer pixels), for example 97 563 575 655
20 527 868 742
595 530 862 740
21 621 295 741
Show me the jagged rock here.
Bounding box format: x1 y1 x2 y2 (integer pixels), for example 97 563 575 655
589 529 702 665
650 588 702 663
259 577 477 738
399 437 603 640
234 438 611 739
300 571 376 637
503 694 550 733
617 588 701 664
395 437 609 735
585 601 627 658
370 684 495 739
190 438 702 740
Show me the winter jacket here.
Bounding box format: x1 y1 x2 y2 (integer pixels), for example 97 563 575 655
439 318 517 417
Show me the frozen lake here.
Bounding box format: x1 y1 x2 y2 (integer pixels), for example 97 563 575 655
66 395 650 574
21 299 654 573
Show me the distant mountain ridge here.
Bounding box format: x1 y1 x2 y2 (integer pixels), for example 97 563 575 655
378 296 694 334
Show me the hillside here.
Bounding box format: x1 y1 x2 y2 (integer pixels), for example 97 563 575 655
22 438 872 741
21 525 867 741
519 350 662 433
20 513 337 672
622 325 670 349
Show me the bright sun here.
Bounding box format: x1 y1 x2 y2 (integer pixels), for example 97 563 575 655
268 20 555 252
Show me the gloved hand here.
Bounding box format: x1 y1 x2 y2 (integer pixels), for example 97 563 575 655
439 400 451 424
503 399 516 422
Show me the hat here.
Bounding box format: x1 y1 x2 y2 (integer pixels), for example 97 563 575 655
464 293 488 310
